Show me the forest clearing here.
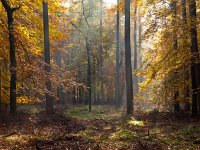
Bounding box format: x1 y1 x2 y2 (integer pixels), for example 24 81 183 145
0 0 200 149
0 105 200 149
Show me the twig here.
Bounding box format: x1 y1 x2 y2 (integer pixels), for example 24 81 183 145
0 132 16 138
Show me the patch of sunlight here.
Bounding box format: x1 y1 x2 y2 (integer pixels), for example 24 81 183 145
103 125 112 131
128 117 144 127
64 105 122 120
4 134 28 144
110 129 137 140
78 129 96 140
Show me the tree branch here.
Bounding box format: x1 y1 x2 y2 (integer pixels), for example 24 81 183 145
1 0 11 12
1 0 20 12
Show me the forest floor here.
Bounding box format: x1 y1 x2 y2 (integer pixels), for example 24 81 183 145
0 104 200 150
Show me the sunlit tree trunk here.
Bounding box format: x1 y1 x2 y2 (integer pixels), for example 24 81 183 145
170 0 180 112
182 0 190 111
133 6 138 97
115 0 120 108
43 1 53 114
1 0 20 114
125 0 134 115
189 0 200 117
138 6 143 82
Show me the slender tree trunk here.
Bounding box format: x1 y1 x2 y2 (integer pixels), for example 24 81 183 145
1 0 20 114
99 0 104 102
138 7 143 82
55 52 65 104
189 0 200 116
43 1 53 114
115 0 120 108
86 40 92 112
125 0 134 115
133 6 138 96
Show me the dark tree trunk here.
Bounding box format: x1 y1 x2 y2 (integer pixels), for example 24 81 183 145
0 64 1 111
1 0 20 114
115 0 120 108
86 40 92 112
189 0 200 117
125 0 134 115
43 1 53 114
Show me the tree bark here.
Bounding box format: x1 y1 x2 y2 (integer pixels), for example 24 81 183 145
43 1 53 114
138 7 143 83
133 6 138 96
99 0 104 102
1 0 20 114
170 0 180 112
125 0 134 115
86 40 92 112
182 0 190 111
115 0 120 108
189 0 200 117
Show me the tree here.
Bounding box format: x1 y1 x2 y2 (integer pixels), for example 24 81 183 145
170 0 180 112
182 0 190 111
133 5 138 97
115 0 120 108
99 0 104 102
43 1 53 114
125 0 133 115
189 0 200 116
1 0 20 114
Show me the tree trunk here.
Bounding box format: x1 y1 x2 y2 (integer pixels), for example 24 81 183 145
1 0 20 114
55 52 65 104
0 64 1 111
43 1 53 114
133 6 138 97
189 0 200 117
86 40 92 112
125 0 134 115
99 0 104 102
115 0 120 108
138 7 143 82
170 1 180 112
182 0 190 111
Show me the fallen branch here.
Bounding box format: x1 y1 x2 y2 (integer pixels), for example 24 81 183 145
0 132 16 138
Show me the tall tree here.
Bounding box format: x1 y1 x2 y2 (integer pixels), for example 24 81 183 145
133 6 138 96
43 1 53 114
182 0 190 110
125 0 134 115
0 61 2 111
86 39 92 112
170 0 180 112
138 6 143 82
99 0 104 102
189 0 200 116
1 0 20 114
115 0 120 108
